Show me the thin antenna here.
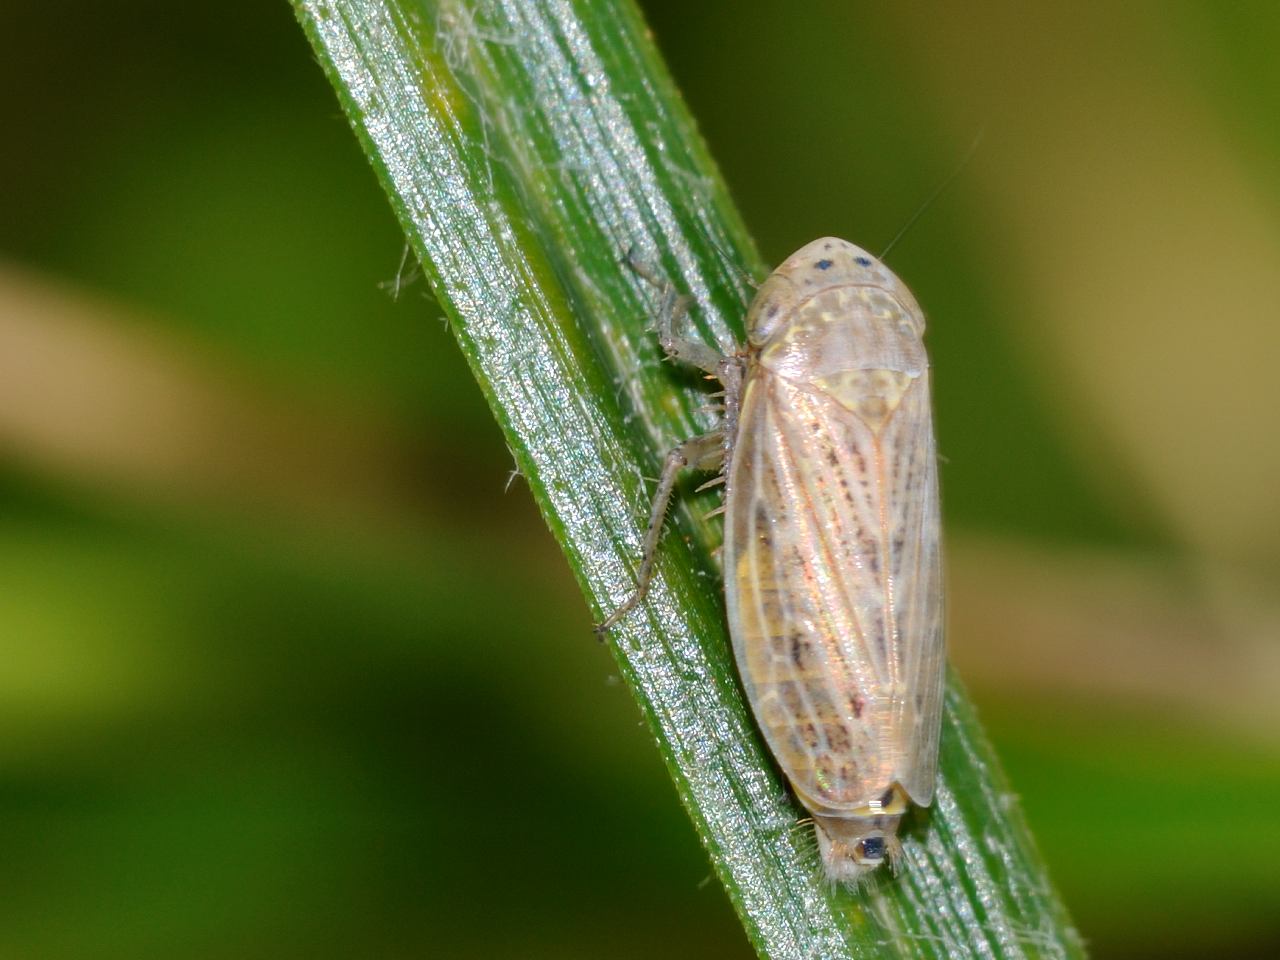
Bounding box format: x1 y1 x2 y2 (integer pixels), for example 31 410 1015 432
704 233 762 295
879 127 986 262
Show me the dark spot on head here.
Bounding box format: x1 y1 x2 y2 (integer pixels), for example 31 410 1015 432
860 836 885 861
816 259 833 270
766 302 779 318
855 256 872 267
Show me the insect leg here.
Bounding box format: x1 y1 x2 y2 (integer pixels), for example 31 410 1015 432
625 247 724 374
654 286 724 374
595 430 724 634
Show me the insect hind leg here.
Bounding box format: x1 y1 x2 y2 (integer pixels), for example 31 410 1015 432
595 430 724 634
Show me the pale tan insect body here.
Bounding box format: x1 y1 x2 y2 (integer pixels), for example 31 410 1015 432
601 237 944 884
726 238 943 882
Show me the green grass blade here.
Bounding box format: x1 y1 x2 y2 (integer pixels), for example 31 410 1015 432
291 1 1084 956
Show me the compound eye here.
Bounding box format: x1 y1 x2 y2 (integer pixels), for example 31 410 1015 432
858 836 886 862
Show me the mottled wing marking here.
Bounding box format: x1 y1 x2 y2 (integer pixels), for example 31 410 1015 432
729 376 874 812
728 348 944 811
729 367 927 811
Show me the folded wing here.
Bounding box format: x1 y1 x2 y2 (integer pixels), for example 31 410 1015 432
725 368 943 812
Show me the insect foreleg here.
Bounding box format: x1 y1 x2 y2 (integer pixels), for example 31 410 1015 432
654 289 723 374
625 247 724 374
594 430 724 634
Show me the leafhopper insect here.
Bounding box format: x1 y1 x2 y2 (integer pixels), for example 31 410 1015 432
599 238 944 883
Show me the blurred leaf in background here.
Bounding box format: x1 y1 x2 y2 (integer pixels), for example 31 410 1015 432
1 1 1278 958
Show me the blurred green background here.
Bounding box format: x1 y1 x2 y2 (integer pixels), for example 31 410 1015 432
3 1 1279 957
